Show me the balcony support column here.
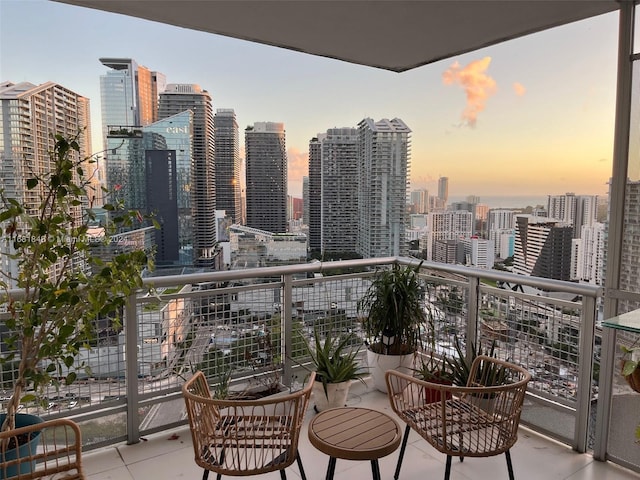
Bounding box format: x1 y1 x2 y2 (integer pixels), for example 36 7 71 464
282 274 294 387
595 0 635 462
125 292 140 444
466 277 479 361
575 295 597 453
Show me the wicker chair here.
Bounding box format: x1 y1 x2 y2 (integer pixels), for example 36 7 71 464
182 371 315 480
386 355 531 480
0 417 85 479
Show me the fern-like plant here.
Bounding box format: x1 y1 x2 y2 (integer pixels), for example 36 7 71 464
445 336 507 387
300 326 367 398
358 262 431 355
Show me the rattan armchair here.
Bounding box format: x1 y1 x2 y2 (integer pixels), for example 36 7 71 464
182 371 315 480
386 355 531 480
0 417 85 479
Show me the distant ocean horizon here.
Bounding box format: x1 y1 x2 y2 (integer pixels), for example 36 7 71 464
448 195 548 209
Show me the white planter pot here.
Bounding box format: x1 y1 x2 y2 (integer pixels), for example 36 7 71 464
367 349 415 393
312 381 351 412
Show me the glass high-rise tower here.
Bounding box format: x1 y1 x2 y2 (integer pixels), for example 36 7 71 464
99 58 166 149
159 84 217 268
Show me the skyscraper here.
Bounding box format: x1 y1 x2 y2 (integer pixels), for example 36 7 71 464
245 122 287 233
302 176 309 227
513 215 573 280
615 180 640 313
99 58 165 148
143 111 194 265
410 189 429 214
357 118 410 258
307 137 322 251
321 128 359 254
213 109 241 223
0 81 91 287
159 84 217 268
424 211 473 261
438 176 449 206
105 113 194 265
547 193 599 238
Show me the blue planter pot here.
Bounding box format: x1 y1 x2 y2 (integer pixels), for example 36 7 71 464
0 413 44 479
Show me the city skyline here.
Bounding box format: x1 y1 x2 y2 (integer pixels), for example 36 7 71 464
0 0 617 198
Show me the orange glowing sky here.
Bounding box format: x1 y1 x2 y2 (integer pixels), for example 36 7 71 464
1 1 617 200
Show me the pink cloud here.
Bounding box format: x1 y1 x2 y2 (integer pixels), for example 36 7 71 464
287 147 308 184
442 56 497 127
513 82 527 96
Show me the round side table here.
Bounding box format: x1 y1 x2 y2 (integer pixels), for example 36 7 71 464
308 406 402 480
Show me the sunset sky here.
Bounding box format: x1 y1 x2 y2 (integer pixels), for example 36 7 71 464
0 1 619 199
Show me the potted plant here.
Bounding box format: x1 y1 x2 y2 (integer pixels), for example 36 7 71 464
445 336 507 388
0 134 151 451
410 352 453 404
358 262 431 392
300 326 367 412
620 344 640 443
621 344 640 393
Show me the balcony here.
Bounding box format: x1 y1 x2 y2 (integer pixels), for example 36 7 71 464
80 379 640 480
2 257 640 477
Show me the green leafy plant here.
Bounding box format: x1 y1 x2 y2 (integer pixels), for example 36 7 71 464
299 326 367 398
620 344 640 378
445 336 507 387
413 352 453 383
358 262 430 355
211 368 233 400
0 133 154 432
620 343 640 443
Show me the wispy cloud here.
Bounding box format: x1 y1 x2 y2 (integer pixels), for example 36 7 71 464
442 56 497 128
513 82 527 96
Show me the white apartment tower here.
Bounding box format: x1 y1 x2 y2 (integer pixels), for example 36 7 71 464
321 128 359 254
410 189 429 213
488 209 516 260
0 81 92 287
422 211 473 261
547 193 598 238
615 180 640 313
463 237 495 269
356 118 411 258
571 222 605 284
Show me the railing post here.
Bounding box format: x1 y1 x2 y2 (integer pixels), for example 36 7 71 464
575 295 596 453
466 277 480 358
125 291 140 444
282 274 294 387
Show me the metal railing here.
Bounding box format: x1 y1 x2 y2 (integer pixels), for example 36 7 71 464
0 257 604 455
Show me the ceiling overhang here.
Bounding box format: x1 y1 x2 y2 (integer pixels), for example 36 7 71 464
53 0 620 72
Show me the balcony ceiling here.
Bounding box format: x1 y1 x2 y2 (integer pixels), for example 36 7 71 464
55 0 619 72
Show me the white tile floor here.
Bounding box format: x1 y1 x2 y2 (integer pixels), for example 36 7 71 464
83 383 640 480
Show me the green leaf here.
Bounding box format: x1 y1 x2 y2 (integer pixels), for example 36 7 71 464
65 372 77 385
26 178 38 189
622 360 638 377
